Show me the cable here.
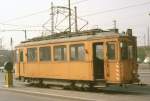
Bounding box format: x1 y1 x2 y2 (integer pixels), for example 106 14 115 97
81 1 150 17
0 22 52 28
0 29 51 32
2 9 50 23
2 1 149 30
1 0 89 24
71 0 89 5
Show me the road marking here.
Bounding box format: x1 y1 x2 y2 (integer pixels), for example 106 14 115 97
0 87 96 101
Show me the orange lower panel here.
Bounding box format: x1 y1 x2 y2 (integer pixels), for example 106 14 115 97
16 62 93 81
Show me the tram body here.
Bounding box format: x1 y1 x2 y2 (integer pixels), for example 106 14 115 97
15 29 139 86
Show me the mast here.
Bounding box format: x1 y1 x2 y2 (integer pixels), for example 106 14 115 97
148 25 150 47
24 30 27 40
74 6 78 33
68 0 71 32
113 20 116 29
51 2 54 34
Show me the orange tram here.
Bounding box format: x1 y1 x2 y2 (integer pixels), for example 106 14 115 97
15 29 139 88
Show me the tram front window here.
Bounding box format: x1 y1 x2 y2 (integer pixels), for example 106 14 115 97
120 42 128 60
108 44 116 60
128 45 134 59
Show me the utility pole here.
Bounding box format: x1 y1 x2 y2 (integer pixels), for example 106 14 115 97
113 20 116 29
148 26 150 47
74 6 78 33
0 38 1 48
144 33 146 47
51 2 54 34
68 0 71 32
24 30 27 40
10 37 13 63
10 37 13 51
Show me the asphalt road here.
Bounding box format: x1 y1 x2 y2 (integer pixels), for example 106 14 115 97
0 89 84 101
138 63 150 84
0 63 150 101
1 84 150 101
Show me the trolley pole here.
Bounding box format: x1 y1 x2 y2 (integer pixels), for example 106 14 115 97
68 0 71 32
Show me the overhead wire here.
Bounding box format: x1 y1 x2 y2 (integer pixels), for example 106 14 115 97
0 29 50 32
81 1 150 17
0 0 89 29
1 0 89 24
1 0 149 30
71 0 89 5
0 23 50 28
2 9 50 23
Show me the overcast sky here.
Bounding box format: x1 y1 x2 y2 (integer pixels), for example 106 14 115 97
0 0 150 49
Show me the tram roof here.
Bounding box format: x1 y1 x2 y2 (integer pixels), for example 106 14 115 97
16 29 133 47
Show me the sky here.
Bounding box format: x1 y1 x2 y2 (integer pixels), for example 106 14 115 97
0 0 150 49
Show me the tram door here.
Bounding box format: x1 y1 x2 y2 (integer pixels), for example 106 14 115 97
93 42 104 80
15 50 20 77
105 42 118 82
19 49 24 76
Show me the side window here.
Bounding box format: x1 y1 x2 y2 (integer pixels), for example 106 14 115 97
108 43 116 60
27 48 37 62
70 44 85 61
20 50 24 62
120 42 128 60
39 46 51 61
54 45 66 61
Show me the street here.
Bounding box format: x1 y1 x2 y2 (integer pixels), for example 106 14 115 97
0 89 84 101
0 63 150 101
138 63 150 84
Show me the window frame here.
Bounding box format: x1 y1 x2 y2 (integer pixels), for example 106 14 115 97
107 42 116 60
39 46 51 62
128 45 134 59
93 43 104 60
54 45 67 61
70 44 85 61
19 50 24 62
27 47 37 62
120 42 128 60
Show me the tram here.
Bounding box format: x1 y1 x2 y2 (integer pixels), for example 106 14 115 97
15 29 139 88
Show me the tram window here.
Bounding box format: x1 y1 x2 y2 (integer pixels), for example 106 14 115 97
121 42 128 60
108 44 115 60
20 50 24 62
39 47 51 61
128 46 133 59
27 48 37 62
15 50 19 63
95 44 104 60
54 46 66 61
70 44 85 61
